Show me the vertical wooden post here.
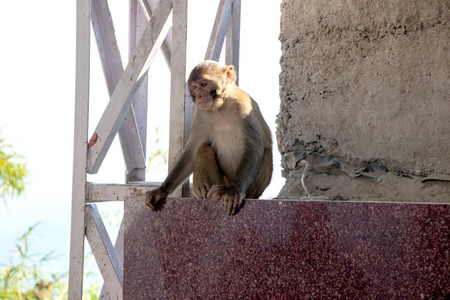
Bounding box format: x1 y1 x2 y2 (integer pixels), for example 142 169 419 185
127 0 149 183
69 0 90 297
226 0 241 84
129 0 148 155
169 0 188 196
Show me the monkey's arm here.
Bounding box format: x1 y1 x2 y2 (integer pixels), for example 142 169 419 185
145 134 201 211
160 145 196 194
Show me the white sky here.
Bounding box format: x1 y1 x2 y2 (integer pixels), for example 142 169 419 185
0 0 282 275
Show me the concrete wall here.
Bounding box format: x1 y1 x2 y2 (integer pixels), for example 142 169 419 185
277 0 450 202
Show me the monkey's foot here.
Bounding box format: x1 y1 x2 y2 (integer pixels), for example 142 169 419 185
192 183 211 199
221 191 245 215
207 185 226 201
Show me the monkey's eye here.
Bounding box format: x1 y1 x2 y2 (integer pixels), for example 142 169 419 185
200 81 208 87
191 84 197 90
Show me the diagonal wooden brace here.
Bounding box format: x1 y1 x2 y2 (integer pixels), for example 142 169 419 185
205 0 232 61
87 0 172 174
139 0 173 67
86 204 123 299
91 0 146 179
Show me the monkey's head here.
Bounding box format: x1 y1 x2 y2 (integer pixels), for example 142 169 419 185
188 60 237 111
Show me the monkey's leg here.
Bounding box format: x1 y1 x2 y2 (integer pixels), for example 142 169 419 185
192 144 225 199
246 148 273 199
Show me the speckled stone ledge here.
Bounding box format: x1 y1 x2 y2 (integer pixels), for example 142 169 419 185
124 197 449 299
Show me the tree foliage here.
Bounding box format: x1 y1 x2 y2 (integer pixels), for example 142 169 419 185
0 135 100 299
0 136 27 205
0 224 100 300
0 224 67 299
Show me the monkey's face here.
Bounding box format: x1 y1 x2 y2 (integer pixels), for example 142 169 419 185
188 61 237 111
189 78 223 111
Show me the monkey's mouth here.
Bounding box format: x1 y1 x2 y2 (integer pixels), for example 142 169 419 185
196 98 213 109
197 99 212 104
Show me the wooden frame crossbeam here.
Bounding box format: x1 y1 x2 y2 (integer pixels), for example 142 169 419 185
86 182 159 203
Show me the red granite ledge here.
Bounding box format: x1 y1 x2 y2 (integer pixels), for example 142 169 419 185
124 197 450 299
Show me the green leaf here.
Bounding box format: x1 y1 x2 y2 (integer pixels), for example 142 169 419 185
0 134 28 206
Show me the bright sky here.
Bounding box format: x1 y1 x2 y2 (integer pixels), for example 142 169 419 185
0 0 282 277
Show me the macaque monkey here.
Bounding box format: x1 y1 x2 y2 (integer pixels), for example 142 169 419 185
145 60 272 215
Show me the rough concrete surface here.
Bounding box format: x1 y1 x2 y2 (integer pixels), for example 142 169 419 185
277 0 450 202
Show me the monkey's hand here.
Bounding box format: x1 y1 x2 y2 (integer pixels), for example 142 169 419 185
145 188 168 212
221 190 245 215
206 185 226 201
193 184 226 201
192 183 210 199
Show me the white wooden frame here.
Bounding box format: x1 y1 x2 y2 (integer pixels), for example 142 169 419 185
70 0 241 298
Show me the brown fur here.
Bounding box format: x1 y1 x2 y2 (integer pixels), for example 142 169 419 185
145 60 273 215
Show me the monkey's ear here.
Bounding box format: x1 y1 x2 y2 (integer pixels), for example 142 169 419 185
225 65 237 84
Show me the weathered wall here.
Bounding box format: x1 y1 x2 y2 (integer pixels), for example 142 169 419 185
277 0 450 202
